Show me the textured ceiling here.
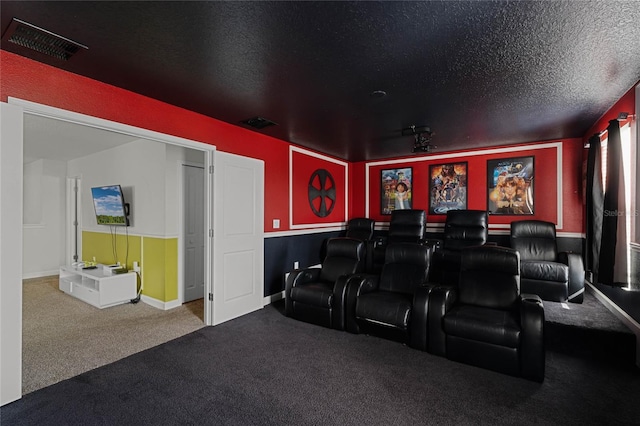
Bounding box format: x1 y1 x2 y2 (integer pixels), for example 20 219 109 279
2 1 640 161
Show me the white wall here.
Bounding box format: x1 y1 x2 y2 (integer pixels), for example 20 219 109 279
1 102 23 406
22 159 67 278
68 138 168 237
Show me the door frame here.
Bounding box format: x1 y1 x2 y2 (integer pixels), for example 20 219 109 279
4 97 218 403
65 176 82 266
179 161 206 305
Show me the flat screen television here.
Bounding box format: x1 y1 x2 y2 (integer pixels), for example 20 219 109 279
91 185 129 226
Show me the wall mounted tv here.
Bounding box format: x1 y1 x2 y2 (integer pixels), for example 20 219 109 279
91 185 130 226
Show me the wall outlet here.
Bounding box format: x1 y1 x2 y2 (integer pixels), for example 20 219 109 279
273 218 280 229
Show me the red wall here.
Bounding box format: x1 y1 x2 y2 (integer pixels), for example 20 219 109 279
3 51 621 237
352 139 585 234
1 51 346 233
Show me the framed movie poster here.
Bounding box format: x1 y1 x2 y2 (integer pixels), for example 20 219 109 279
487 156 534 215
380 167 412 215
429 162 468 214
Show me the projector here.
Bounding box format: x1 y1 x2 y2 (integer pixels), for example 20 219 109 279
412 144 437 153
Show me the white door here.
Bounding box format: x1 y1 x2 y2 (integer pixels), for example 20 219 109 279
1 102 24 405
211 151 264 325
183 164 205 302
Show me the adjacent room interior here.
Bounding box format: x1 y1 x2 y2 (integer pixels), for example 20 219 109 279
21 114 208 393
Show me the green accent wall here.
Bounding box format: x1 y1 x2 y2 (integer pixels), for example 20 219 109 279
141 236 178 302
82 231 178 303
82 231 141 269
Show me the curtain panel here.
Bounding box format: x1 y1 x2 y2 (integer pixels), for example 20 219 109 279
598 119 629 286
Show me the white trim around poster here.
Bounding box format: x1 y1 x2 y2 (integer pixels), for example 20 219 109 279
364 142 564 229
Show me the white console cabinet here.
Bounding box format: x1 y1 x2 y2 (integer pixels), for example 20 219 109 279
59 265 137 309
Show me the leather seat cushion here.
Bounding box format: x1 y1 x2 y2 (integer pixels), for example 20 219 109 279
443 305 521 348
521 260 569 283
290 282 333 308
356 291 412 330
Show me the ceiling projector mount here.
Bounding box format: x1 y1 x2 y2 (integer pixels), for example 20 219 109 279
402 125 436 153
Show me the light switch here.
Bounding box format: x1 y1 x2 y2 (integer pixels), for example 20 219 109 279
273 219 280 229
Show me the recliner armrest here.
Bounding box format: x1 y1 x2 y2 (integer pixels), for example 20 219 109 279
519 293 545 382
344 274 380 333
558 252 585 303
427 284 457 356
410 284 434 351
284 268 322 316
332 273 356 331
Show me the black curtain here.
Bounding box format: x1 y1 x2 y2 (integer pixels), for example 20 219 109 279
598 119 623 286
585 134 604 282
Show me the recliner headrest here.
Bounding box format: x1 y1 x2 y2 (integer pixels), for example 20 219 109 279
346 218 375 241
443 210 488 249
385 243 431 267
325 237 364 260
461 245 519 275
388 209 426 243
510 220 556 240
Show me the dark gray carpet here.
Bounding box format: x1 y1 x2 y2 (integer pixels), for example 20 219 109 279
2 296 639 426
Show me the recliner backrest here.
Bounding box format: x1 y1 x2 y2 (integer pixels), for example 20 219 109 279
459 245 520 310
346 218 375 241
379 243 430 294
387 209 426 244
319 237 365 283
510 220 558 262
443 210 488 251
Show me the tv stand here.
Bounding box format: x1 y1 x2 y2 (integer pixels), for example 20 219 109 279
59 265 137 309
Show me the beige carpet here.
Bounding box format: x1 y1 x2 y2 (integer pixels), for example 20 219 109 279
22 276 205 395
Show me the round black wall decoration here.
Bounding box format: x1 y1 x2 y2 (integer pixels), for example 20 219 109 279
308 169 336 217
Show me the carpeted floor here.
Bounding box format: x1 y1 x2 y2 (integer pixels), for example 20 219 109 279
3 287 638 425
21 276 205 394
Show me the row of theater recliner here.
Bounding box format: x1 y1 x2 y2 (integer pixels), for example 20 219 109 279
284 209 585 382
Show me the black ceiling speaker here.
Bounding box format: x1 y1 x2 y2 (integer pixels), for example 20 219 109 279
1 18 88 61
241 116 277 130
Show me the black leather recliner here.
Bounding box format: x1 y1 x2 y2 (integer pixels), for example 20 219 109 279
510 220 584 303
285 237 365 330
346 217 375 241
345 243 433 350
428 245 545 382
346 217 375 272
371 209 427 273
432 209 489 284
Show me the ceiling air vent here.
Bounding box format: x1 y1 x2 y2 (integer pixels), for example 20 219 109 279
2 18 88 61
241 116 277 130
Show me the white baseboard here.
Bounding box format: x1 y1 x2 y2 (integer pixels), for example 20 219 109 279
263 290 285 306
141 295 181 310
586 281 640 368
22 270 59 280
